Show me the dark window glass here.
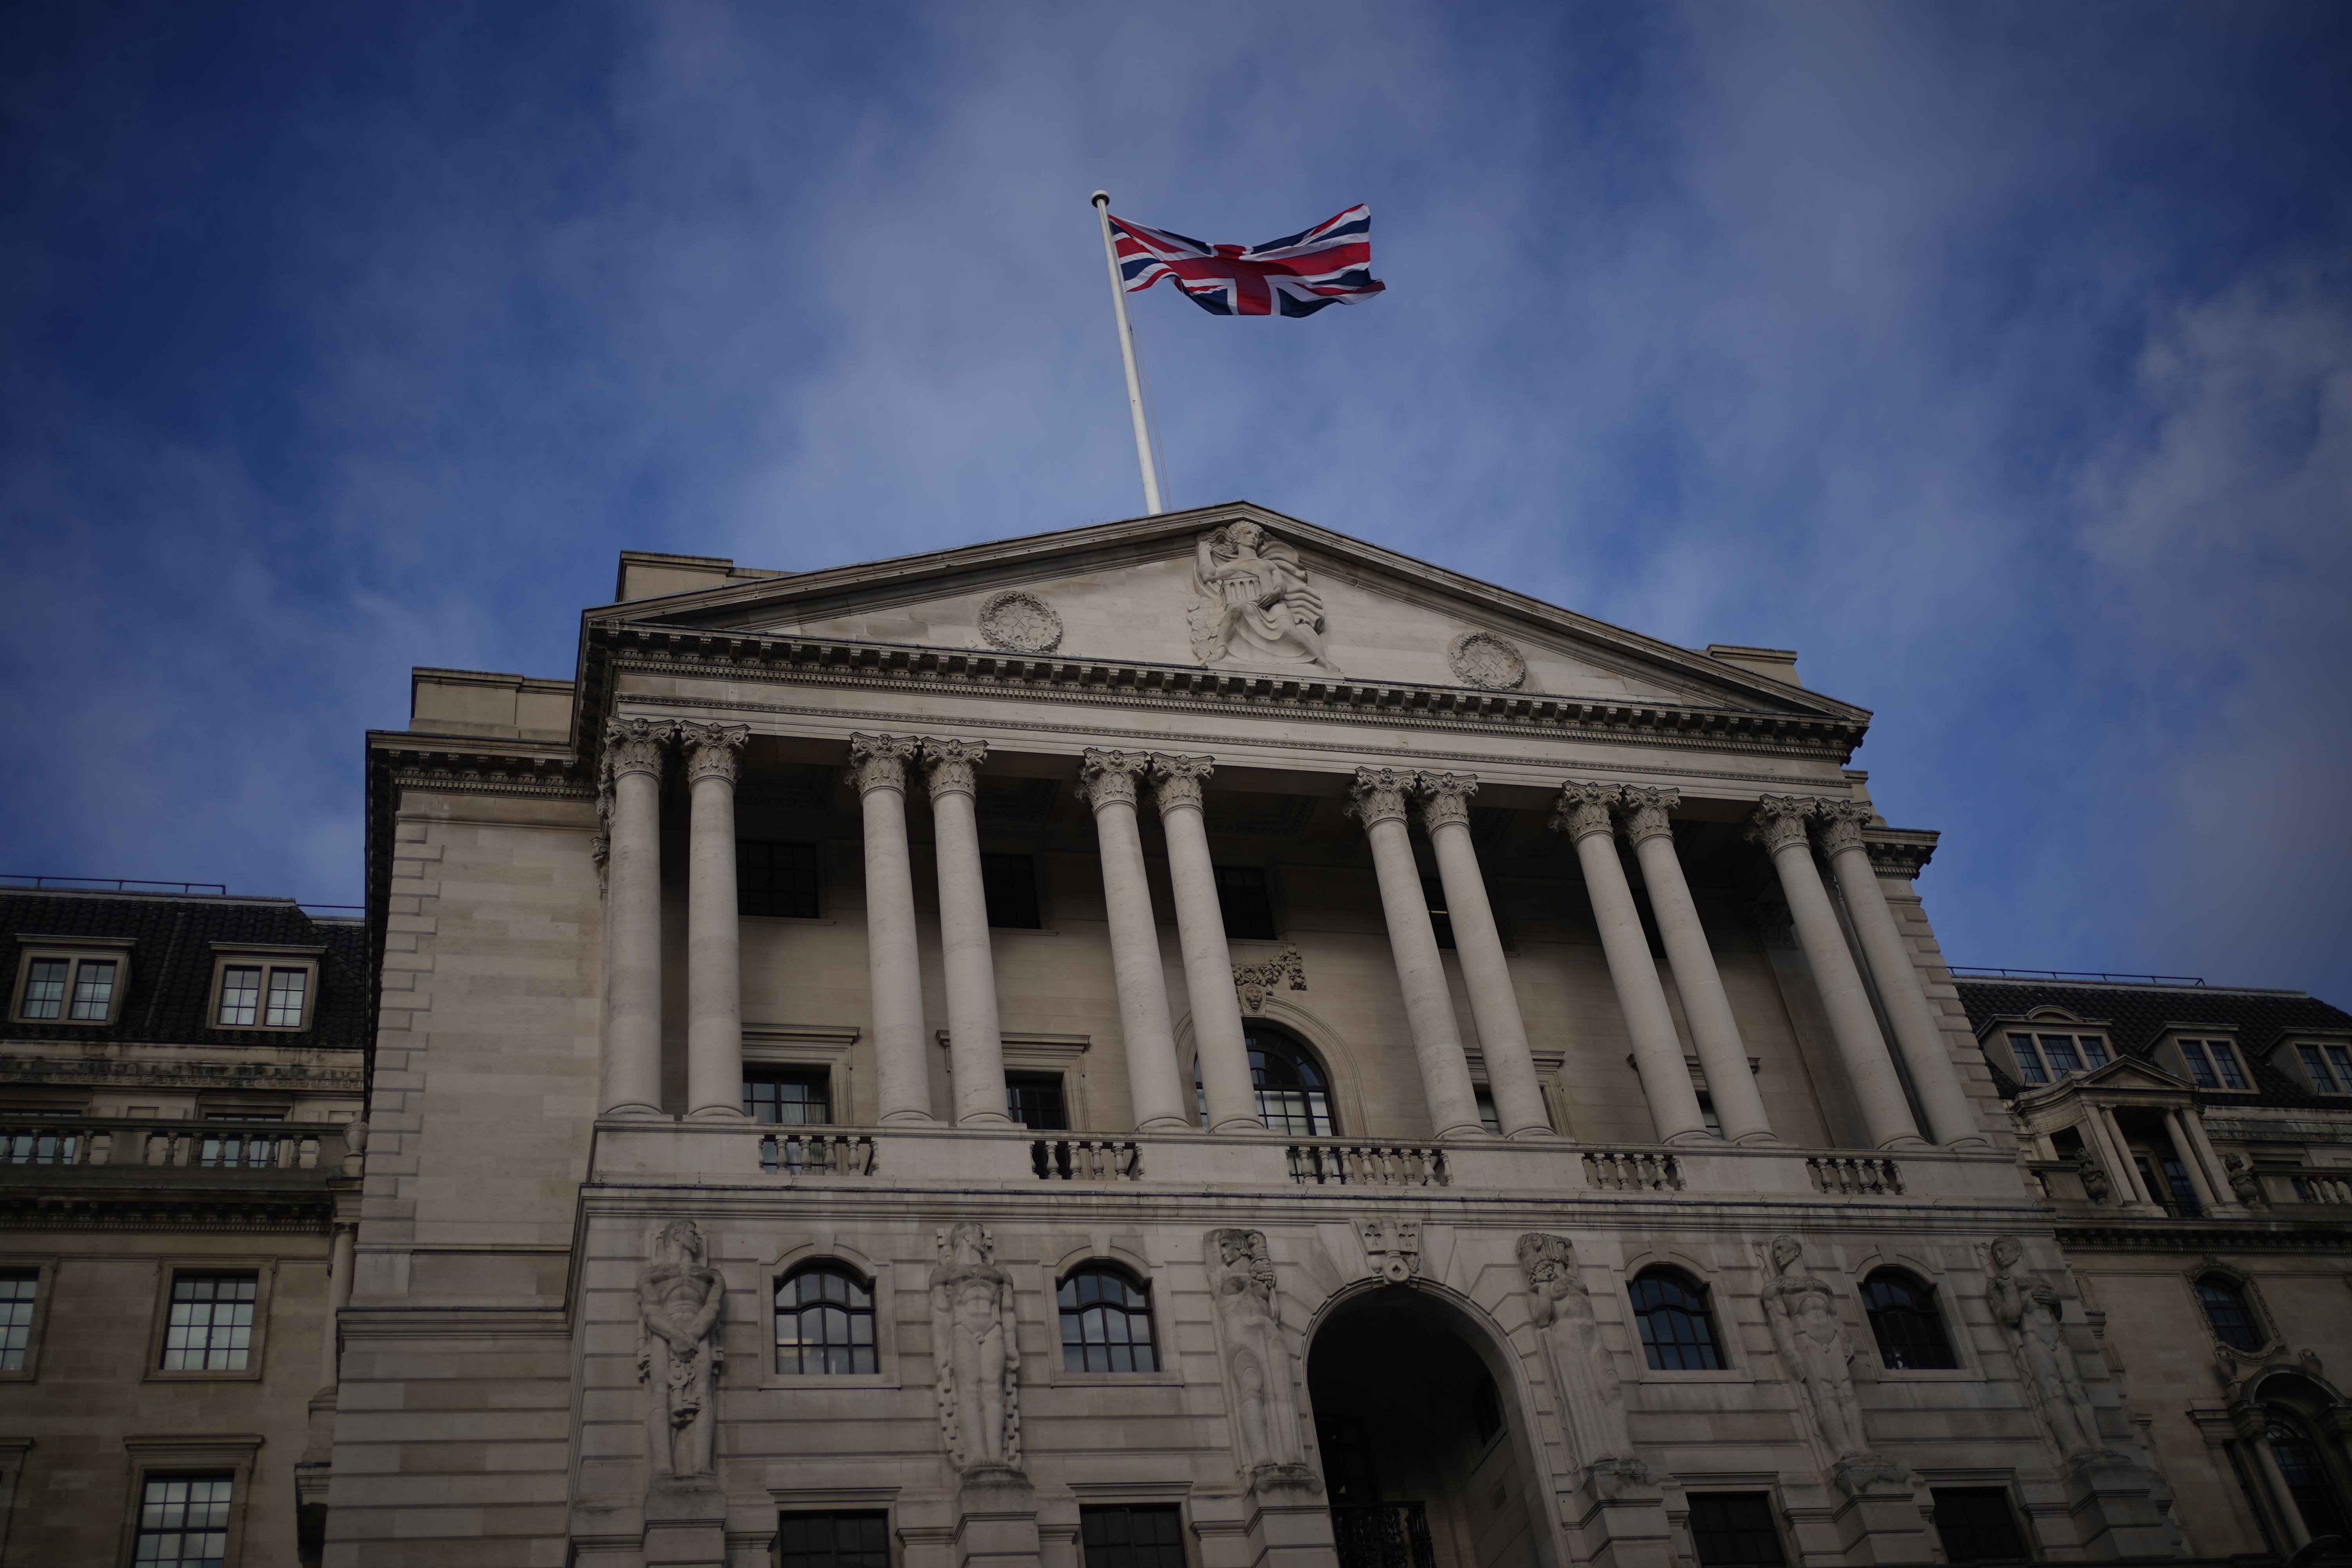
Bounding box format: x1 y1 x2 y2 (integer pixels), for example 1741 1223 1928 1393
778 1511 890 1568
2210 1042 2249 1090
1081 1504 1184 1568
162 1274 257 1370
134 1473 234 1567
1245 1027 1330 1135
198 1113 283 1169
1058 1267 1158 1373
1475 1087 1500 1135
1007 1072 1069 1131
2301 1045 2340 1094
2197 1277 2263 1352
1687 1494 1785 1567
2039 1035 2083 1074
1630 1270 1724 1371
981 853 1043 929
19 958 68 1020
1696 1090 1722 1137
2158 1156 2201 1216
745 1069 831 1125
1421 877 1455 951
2268 1416 2348 1539
738 840 820 919
1931 1488 2027 1562
0 1270 36 1371
1315 1413 1379 1502
2329 1045 2352 1091
1470 1371 1503 1443
1 1125 80 1165
2078 1036 2109 1068
2007 1035 2047 1084
67 959 116 1021
1213 865 1278 941
1862 1270 1958 1370
775 1265 877 1375
2179 1041 2218 1089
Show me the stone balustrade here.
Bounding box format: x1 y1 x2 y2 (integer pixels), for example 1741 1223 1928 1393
1285 1139 1450 1188
1581 1148 1685 1192
1031 1138 1143 1181
757 1131 879 1176
1806 1154 1906 1196
0 1117 348 1181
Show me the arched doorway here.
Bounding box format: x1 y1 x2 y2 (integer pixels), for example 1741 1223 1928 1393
1307 1285 1553 1568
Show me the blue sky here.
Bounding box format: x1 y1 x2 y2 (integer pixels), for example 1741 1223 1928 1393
3 3 2347 997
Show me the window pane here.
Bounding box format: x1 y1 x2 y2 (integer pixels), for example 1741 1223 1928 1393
981 853 1043 930
1082 1504 1185 1568
2038 1035 2082 1074
2179 1042 2217 1089
1688 1494 1785 1567
776 1265 876 1375
2269 1418 2349 1539
2078 1036 2109 1068
0 1270 37 1371
217 967 261 1028
1475 1087 1500 1136
263 968 307 1028
2197 1278 2264 1352
1931 1488 2027 1562
20 958 68 1020
2007 1035 2046 1084
2307 1046 2342 1094
2210 1042 2249 1090
1213 865 1278 941
1007 1073 1069 1131
134 1472 234 1567
68 960 117 1021
160 1273 258 1371
1631 1272 1724 1371
1421 876 1455 951
744 1069 831 1125
1862 1272 1958 1370
779 1510 890 1568
2329 1045 2352 1089
739 840 821 920
1059 1267 1156 1373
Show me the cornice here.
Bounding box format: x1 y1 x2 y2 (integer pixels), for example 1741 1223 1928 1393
0 1191 333 1233
372 734 595 802
1863 828 1939 878
0 1056 364 1091
2054 1219 2352 1253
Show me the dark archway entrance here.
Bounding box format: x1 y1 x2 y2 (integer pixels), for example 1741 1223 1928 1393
1307 1286 1551 1568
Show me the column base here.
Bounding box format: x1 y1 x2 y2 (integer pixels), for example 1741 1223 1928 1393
602 1102 666 1120
1210 1116 1274 1135
1504 1124 1566 1142
684 1104 750 1122
1137 1114 1198 1133
1875 1134 1932 1152
881 1109 941 1125
1939 1134 1993 1152
1434 1120 1489 1141
1662 1128 1718 1145
958 1111 1019 1129
1730 1130 1785 1147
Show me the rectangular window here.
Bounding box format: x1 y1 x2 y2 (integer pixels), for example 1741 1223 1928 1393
2007 1035 2047 1084
1213 865 1278 941
743 1069 831 1125
0 1270 36 1371
161 1273 257 1371
67 959 116 1021
2179 1041 2218 1089
2331 1045 2352 1090
2078 1035 2109 1068
133 1473 234 1567
1007 1072 1069 1131
2302 1046 2340 1094
19 958 67 1020
981 853 1043 930
777 1511 890 1568
217 966 261 1027
15 952 126 1025
2038 1035 2083 1075
1422 877 1455 951
213 962 312 1030
2158 1155 2201 1216
262 968 307 1028
1697 1090 1723 1137
738 840 820 919
1688 1494 1787 1568
1081 1504 1185 1568
1931 1486 2028 1562
1475 1087 1501 1135
2209 1041 2249 1090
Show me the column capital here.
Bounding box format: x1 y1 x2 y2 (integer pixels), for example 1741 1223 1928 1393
1412 771 1479 831
846 733 921 795
1149 753 1216 813
920 737 989 798
1347 767 1414 828
1548 781 1619 842
1744 795 1816 854
1076 748 1154 811
602 717 674 781
1614 785 1681 848
1811 799 1874 856
678 722 750 785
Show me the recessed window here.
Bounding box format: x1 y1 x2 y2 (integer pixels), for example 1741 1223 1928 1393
1861 1270 1958 1370
2139 1154 2201 1218
210 955 317 1032
2008 1033 2107 1083
778 1512 889 1568
1058 1265 1158 1372
2196 1276 2263 1352
2180 1039 2249 1091
162 1273 258 1370
12 949 127 1025
1931 1488 2028 1562
775 1263 876 1375
133 1473 235 1567
744 1069 831 1125
1630 1269 1724 1371
1081 1505 1184 1568
2297 1044 2352 1096
1421 876 1455 951
738 840 820 919
2268 1413 2349 1540
2007 1035 2047 1085
1475 1087 1501 1135
981 853 1043 929
1007 1071 1069 1131
1240 1026 1332 1136
1213 865 1278 941
1687 1493 1785 1567
0 1270 37 1371
1470 1371 1504 1443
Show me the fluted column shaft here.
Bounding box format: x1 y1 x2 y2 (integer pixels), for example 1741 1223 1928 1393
1415 773 1548 1138
682 723 751 1120
1353 769 1483 1140
1748 797 1922 1150
317 1221 355 1388
926 739 1013 1126
849 735 933 1123
1815 803 1984 1147
1555 784 1709 1143
1618 788 1775 1145
2163 1109 2223 1213
600 719 669 1117
1152 755 1261 1133
1081 751 1191 1131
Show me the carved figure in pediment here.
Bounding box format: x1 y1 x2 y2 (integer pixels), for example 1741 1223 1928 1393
1190 523 1340 675
1208 1228 1309 1475
1985 1235 2102 1456
931 1222 1021 1473
1759 1235 1870 1460
1517 1234 1646 1486
637 1218 724 1481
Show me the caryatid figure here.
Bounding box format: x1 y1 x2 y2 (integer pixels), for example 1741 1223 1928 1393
1209 1228 1308 1474
1759 1234 1870 1461
930 1222 1022 1472
1985 1236 2102 1456
637 1218 726 1481
1517 1234 1648 1486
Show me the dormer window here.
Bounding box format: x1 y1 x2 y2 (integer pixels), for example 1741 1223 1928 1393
2292 1043 2352 1096
207 947 322 1033
9 942 132 1026
2006 1032 2110 1084
2180 1038 2249 1091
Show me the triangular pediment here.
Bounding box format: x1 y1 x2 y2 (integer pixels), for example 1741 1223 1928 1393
600 503 1862 717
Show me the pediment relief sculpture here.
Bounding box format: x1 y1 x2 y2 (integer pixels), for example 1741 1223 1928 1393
1189 522 1341 675
977 590 1063 654
1447 630 1527 690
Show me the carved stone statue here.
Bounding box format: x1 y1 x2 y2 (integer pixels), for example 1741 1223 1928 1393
1759 1235 1870 1460
637 1218 725 1481
1208 1228 1311 1479
2224 1154 2265 1207
930 1222 1021 1473
1189 523 1339 674
1985 1236 2102 1456
2077 1160 2112 1203
1516 1234 1647 1487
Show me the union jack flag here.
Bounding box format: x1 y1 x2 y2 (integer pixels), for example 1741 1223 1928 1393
1108 205 1386 317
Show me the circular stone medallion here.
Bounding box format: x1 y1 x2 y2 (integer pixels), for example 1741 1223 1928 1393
978 590 1064 654
1447 630 1528 690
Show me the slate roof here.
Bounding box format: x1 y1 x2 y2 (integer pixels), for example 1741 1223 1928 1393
2 891 369 1052
1955 977 2352 1111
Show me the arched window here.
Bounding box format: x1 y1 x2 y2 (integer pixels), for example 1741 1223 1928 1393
2196 1275 2265 1352
2267 1412 2348 1539
1630 1268 1724 1370
1861 1270 1958 1370
775 1263 876 1375
1057 1265 1158 1372
1198 1025 1334 1135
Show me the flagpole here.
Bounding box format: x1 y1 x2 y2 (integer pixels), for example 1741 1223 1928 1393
1091 190 1164 516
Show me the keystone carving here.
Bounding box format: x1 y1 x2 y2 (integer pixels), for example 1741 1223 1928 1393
1232 945 1306 1014
1549 782 1619 843
1615 786 1680 848
1812 800 1875 857
1360 1218 1421 1283
977 590 1063 654
1207 1229 1315 1486
1346 767 1414 829
931 1222 1021 1473
1984 1236 2105 1457
1150 754 1216 814
1413 771 1479 831
921 738 989 799
846 733 920 795
1189 521 1340 675
637 1218 724 1482
1076 748 1154 811
1744 796 1816 856
1517 1234 1647 1488
678 722 750 785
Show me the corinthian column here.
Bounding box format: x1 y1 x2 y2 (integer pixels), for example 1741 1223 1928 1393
1552 784 1708 1143
1746 797 1922 1149
1080 750 1191 1131
848 735 933 1123
1812 802 1985 1149
924 739 1013 1127
681 722 751 1120
1151 755 1261 1133
1616 788 1775 1145
1414 773 1548 1138
600 718 671 1118
1353 768 1483 1140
